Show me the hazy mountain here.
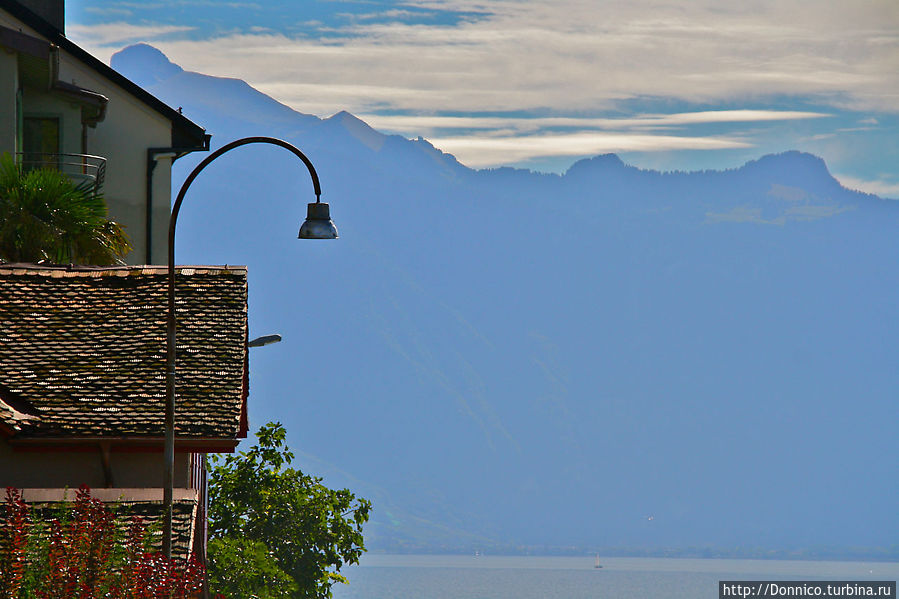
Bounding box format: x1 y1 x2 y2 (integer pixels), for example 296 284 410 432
112 44 898 557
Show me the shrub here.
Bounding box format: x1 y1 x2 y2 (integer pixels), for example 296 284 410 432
0 153 131 265
0 486 205 599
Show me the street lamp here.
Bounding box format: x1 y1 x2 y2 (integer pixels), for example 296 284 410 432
163 137 337 559
248 334 283 348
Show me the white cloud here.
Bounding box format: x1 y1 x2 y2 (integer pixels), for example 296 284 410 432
358 110 831 137
66 1 896 172
69 0 899 116
834 174 899 199
426 132 751 167
84 7 135 17
68 22 194 56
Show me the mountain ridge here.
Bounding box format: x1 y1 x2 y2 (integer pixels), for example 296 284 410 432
112 43 887 200
109 44 898 556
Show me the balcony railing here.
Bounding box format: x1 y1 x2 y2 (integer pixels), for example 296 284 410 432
16 152 107 194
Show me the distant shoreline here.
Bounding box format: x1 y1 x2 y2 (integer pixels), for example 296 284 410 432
367 547 899 563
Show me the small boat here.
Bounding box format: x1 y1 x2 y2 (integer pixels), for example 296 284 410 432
594 554 603 569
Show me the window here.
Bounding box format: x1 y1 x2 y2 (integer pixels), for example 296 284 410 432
22 116 60 170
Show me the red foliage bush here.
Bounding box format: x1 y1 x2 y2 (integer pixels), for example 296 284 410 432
0 485 205 599
0 487 30 596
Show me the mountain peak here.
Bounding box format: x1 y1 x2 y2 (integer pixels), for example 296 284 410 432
745 151 830 175
564 153 626 179
740 151 837 187
326 110 386 151
329 109 355 120
111 43 183 87
326 110 372 129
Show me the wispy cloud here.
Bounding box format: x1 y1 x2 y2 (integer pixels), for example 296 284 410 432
70 0 899 114
352 110 824 167
68 22 194 52
359 111 832 137
84 6 135 17
340 9 438 22
66 0 896 173
834 174 899 199
427 132 751 167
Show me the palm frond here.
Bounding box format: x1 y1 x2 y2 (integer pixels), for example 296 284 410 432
0 153 132 264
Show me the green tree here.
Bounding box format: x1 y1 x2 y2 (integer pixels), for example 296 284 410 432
0 153 131 265
207 422 371 599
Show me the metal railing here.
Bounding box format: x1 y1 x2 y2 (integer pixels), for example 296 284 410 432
16 152 107 193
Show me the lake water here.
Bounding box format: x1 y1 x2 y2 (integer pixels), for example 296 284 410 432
331 554 899 599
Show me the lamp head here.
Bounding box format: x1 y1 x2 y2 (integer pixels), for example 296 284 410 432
298 201 338 239
248 334 282 348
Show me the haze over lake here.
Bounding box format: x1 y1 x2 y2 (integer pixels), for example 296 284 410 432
331 555 899 599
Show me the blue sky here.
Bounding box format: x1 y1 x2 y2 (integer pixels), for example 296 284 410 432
67 0 899 197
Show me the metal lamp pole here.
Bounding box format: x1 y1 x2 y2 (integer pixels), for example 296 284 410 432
162 136 337 559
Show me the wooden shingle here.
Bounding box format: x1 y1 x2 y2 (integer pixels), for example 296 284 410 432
0 264 248 441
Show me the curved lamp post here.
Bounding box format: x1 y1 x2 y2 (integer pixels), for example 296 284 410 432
163 137 337 559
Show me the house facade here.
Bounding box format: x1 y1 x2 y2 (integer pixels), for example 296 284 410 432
0 1 254 562
0 0 209 264
0 264 250 560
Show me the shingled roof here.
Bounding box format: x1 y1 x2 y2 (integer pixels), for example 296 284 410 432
0 264 248 442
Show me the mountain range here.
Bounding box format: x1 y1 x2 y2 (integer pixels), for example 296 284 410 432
112 44 898 557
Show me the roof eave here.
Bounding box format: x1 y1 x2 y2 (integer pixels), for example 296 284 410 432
7 436 241 453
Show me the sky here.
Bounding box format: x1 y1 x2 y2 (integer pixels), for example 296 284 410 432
66 0 899 197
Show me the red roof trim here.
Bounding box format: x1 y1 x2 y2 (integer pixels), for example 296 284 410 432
238 327 250 439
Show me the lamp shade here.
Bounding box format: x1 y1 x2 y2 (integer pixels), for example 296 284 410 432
298 202 338 239
248 334 282 347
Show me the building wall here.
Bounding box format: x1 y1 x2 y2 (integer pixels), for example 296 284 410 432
20 85 83 154
0 6 184 266
57 57 174 265
0 9 27 32
0 438 193 489
149 153 174 264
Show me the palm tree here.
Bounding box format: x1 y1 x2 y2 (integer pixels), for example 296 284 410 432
0 153 131 265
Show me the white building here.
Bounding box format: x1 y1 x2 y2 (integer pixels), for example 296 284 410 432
0 0 209 264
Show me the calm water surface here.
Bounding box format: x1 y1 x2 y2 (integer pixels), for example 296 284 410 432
331 555 899 599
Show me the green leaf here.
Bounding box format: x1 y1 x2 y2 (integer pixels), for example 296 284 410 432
208 422 370 599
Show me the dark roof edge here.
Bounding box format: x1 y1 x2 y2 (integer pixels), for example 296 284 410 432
0 383 41 418
9 437 241 451
0 0 208 150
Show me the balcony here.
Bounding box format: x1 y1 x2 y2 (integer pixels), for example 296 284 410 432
16 152 107 194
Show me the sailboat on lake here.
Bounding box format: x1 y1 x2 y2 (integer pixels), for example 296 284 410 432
594 554 603 569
